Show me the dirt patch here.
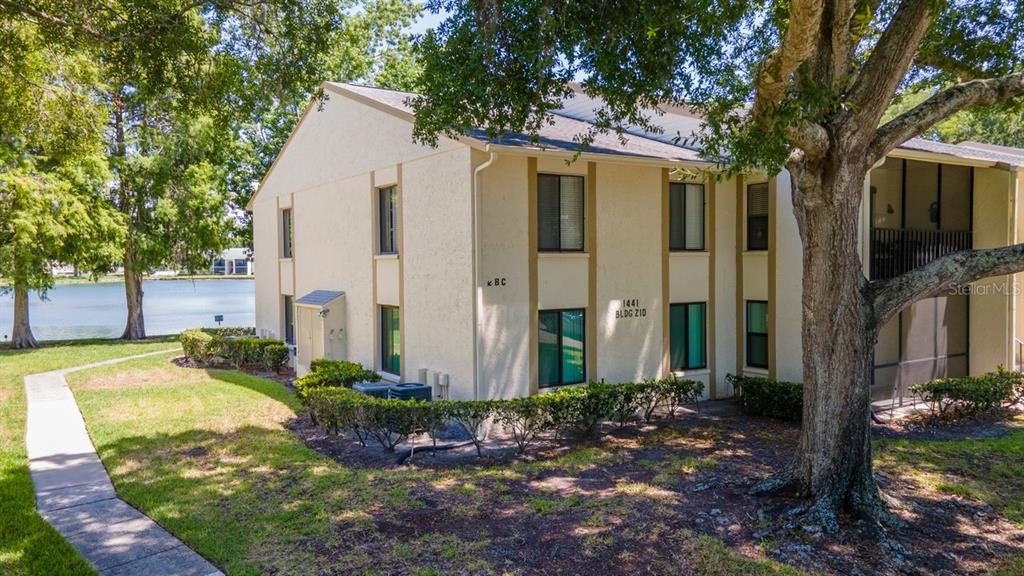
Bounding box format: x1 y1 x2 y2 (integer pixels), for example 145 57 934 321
287 406 1024 575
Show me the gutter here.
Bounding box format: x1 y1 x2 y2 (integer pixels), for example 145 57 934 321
472 148 498 401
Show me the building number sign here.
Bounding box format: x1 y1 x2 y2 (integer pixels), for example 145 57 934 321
616 298 647 319
487 277 508 287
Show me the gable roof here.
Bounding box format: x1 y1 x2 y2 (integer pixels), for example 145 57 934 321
247 81 1024 210
334 83 707 163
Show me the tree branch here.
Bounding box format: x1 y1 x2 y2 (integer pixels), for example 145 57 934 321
870 71 1024 160
870 244 1024 326
785 120 830 159
751 0 825 122
846 0 934 131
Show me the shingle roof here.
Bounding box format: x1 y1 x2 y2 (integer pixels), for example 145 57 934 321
295 290 345 306
332 83 1024 168
335 83 707 163
900 138 1024 168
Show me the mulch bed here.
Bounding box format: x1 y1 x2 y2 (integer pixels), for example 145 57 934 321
288 400 1024 575
181 357 1022 575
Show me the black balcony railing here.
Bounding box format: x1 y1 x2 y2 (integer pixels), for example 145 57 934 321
870 228 972 280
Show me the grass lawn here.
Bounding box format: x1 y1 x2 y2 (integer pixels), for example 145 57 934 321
0 338 179 576
875 416 1024 524
66 353 802 576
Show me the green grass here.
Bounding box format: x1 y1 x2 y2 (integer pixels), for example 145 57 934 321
875 417 1024 525
0 338 179 576
66 353 802 576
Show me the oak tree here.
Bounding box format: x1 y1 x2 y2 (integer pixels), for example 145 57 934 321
411 0 1024 529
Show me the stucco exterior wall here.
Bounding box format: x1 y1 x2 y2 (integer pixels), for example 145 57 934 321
401 146 476 399
291 174 375 369
595 163 664 385
476 153 531 399
713 176 739 396
971 167 1014 373
773 171 804 382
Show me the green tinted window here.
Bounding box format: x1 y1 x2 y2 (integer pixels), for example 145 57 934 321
670 302 706 370
538 309 586 387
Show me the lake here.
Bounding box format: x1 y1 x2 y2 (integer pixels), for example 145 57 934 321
0 279 255 341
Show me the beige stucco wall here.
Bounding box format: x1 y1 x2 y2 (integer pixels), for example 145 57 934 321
773 171 804 382
713 175 739 396
252 90 470 383
290 174 375 370
595 163 664 385
971 167 1015 374
401 146 476 399
476 153 531 399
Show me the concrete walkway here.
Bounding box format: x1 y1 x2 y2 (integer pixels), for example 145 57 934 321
25 349 223 576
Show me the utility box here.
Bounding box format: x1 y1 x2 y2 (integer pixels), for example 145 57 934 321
294 290 346 375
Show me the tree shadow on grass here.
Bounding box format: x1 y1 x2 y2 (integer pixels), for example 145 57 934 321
203 368 301 411
0 461 96 576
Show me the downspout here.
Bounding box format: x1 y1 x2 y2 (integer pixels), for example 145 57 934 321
472 148 497 401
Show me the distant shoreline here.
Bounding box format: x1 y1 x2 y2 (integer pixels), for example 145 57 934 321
2 274 254 287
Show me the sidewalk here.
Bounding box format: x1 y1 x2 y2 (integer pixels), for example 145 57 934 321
24 350 223 576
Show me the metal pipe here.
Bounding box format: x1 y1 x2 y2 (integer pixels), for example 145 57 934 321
472 149 497 401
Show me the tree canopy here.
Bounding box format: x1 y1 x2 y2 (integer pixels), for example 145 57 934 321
410 0 1024 530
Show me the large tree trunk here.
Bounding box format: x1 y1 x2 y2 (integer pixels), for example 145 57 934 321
795 158 884 530
11 282 38 349
759 151 891 531
121 251 146 340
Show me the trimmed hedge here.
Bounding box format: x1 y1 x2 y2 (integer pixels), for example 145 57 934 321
728 374 803 420
910 367 1021 416
293 359 380 399
180 328 287 371
302 377 704 455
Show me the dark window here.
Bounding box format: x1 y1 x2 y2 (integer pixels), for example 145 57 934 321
746 301 769 369
747 182 769 251
378 186 398 254
283 295 295 345
282 209 293 258
538 309 586 387
380 306 401 375
538 174 584 251
670 302 707 370
670 183 705 251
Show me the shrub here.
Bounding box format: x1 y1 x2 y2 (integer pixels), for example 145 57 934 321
294 360 380 399
728 374 803 420
181 329 215 362
361 398 423 451
205 326 256 337
911 371 1016 417
447 400 496 456
656 375 704 417
262 344 289 372
180 327 284 369
608 383 643 427
496 397 548 453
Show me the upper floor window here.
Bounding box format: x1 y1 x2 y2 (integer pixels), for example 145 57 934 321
281 209 293 258
747 182 769 251
670 182 705 251
538 174 584 251
378 186 398 254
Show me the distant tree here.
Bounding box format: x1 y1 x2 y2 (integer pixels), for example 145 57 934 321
886 90 1024 147
0 22 124 348
4 0 423 338
412 0 1024 531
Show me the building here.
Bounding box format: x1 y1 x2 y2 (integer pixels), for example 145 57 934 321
212 248 254 276
248 82 1024 404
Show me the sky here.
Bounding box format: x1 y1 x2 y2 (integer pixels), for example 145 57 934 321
409 8 447 35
